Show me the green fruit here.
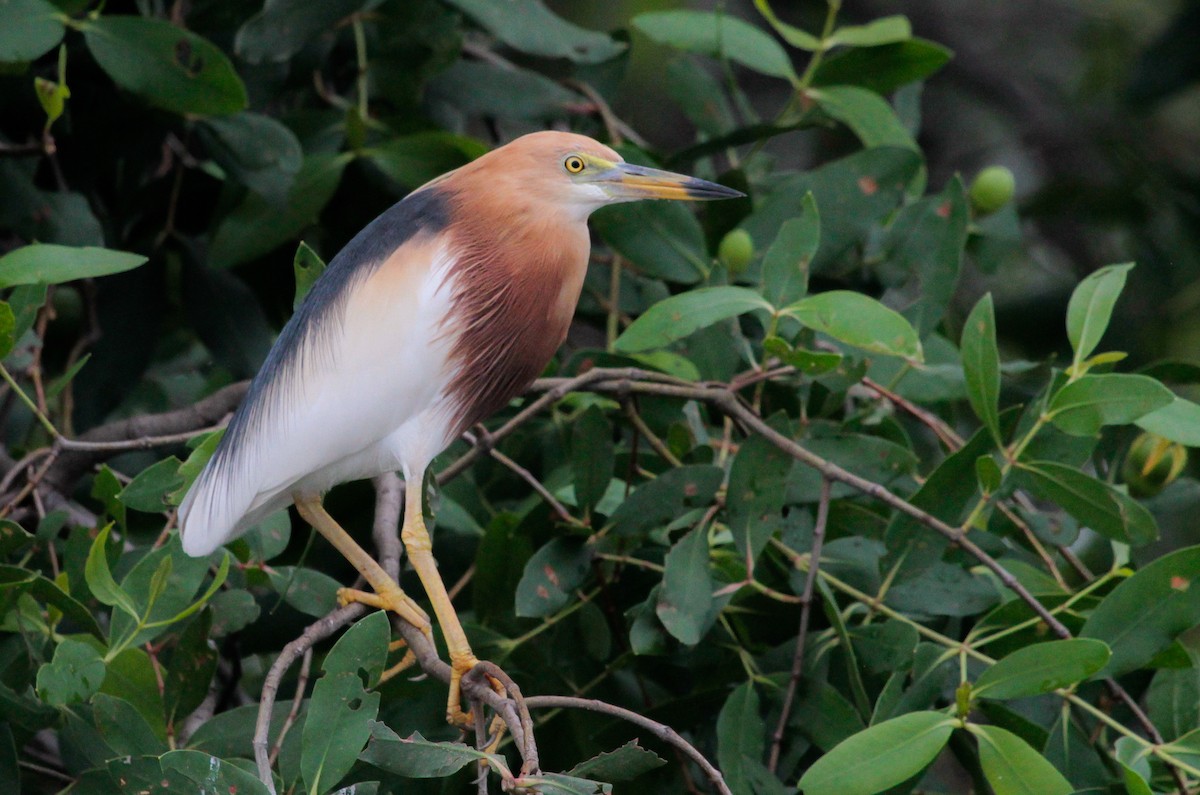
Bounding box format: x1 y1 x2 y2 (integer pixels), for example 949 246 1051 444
717 228 753 274
1122 432 1187 498
968 166 1016 215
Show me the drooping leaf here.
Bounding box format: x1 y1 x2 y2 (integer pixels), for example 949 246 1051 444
656 526 714 645
365 131 484 190
196 112 303 203
782 290 923 361
615 287 772 353
0 0 65 62
301 670 380 794
85 524 140 621
798 711 956 795
361 723 501 778
592 199 710 285
83 16 247 116
726 418 791 563
971 724 1073 795
0 244 147 289
760 194 818 308
1015 461 1158 547
572 405 614 513
93 693 166 756
974 639 1111 699
718 681 769 795
1066 263 1134 370
1081 545 1200 676
961 294 1002 444
633 10 797 82
811 85 917 150
234 0 367 64
163 611 217 724
515 538 592 618
1135 397 1200 447
1047 374 1174 436
811 40 953 95
445 0 624 63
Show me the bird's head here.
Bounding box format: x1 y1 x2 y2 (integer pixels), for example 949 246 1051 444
450 131 743 221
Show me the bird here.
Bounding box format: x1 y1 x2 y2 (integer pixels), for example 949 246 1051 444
178 130 743 726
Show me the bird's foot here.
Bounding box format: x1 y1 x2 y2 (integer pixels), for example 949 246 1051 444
447 652 507 729
379 638 418 682
336 584 431 637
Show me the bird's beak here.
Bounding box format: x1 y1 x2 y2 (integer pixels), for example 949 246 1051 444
595 162 745 202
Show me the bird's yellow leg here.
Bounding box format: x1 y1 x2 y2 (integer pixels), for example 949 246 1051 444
292 494 431 633
400 477 503 727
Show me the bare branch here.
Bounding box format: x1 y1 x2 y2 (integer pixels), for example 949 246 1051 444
525 695 732 795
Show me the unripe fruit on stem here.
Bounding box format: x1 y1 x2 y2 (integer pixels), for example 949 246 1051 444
968 166 1016 216
717 228 753 275
1122 432 1187 498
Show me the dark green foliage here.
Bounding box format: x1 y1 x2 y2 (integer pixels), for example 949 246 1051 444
4 2 1200 794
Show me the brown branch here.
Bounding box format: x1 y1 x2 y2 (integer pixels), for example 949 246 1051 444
462 430 581 527
268 648 312 767
622 399 683 467
524 695 732 795
769 477 830 773
862 376 964 449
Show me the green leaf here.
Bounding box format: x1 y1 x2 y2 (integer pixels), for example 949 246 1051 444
656 527 714 645
811 86 917 150
267 566 340 617
1066 263 1134 370
170 429 223 506
234 0 367 64
0 565 103 638
827 16 912 47
322 609 390 686
209 153 350 269
615 287 772 353
761 194 818 308
718 681 769 795
812 40 953 95
1147 668 1200 741
160 750 272 795
0 519 33 556
36 638 106 707
591 199 709 284
742 147 923 273
445 0 624 63
970 724 1073 795
1081 545 1200 677
783 291 923 361
85 524 140 621
515 538 592 618
93 693 165 756
886 562 1000 618
302 671 380 794
572 405 614 513
83 16 246 116
976 455 1003 494
209 589 261 637
1136 397 1200 447
961 294 1002 444
727 420 792 563
763 337 842 374
164 611 217 724
117 457 184 514
108 540 228 646
752 0 820 50
974 639 1111 699
365 132 484 190
1015 461 1158 547
566 740 666 782
197 112 303 203
1047 374 1174 436
0 0 65 62
633 10 797 82
361 723 503 778
610 465 723 537
0 244 147 289
426 60 581 121
798 711 956 795
0 301 14 359
514 774 613 795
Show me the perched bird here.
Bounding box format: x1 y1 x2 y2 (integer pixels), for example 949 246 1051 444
179 130 742 724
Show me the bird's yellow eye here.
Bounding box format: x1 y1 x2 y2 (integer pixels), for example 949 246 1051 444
564 155 586 174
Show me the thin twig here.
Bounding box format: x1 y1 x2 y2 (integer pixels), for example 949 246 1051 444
524 695 732 795
862 376 964 449
466 661 538 776
768 477 830 773
463 430 581 526
268 648 313 767
622 399 683 467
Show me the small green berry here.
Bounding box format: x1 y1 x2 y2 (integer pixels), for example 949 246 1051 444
969 166 1016 215
717 228 753 274
1122 432 1188 498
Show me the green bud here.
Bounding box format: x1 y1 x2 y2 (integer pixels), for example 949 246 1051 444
1122 432 1187 498
968 166 1016 216
717 228 754 274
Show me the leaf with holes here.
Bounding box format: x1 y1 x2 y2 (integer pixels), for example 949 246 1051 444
83 16 246 116
301 671 380 794
566 740 666 782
